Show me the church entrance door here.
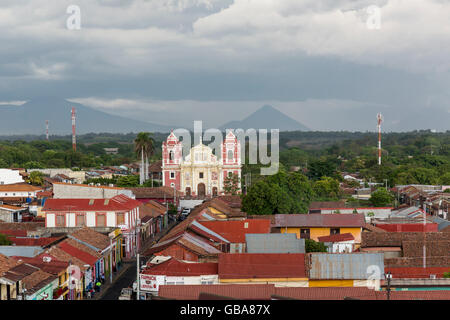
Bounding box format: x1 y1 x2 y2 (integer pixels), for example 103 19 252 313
197 183 206 197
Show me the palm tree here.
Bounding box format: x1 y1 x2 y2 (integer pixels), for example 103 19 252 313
134 132 154 185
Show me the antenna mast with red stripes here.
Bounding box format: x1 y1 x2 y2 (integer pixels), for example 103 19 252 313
377 113 383 165
71 107 76 152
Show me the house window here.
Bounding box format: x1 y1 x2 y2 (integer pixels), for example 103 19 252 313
300 228 310 239
330 228 340 235
76 214 85 227
56 215 65 227
97 214 106 227
199 172 204 179
116 212 125 225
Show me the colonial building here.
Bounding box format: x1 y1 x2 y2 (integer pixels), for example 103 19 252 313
162 131 241 197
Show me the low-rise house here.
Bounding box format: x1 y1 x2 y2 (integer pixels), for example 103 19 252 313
273 213 366 244
127 186 181 206
245 233 305 254
198 219 271 253
28 169 86 185
139 257 218 295
0 183 43 205
0 169 25 185
0 253 23 300
68 227 123 283
306 252 385 288
308 201 392 221
52 182 134 199
13 255 69 300
145 232 222 263
0 205 27 223
361 231 450 268
43 194 140 258
318 233 355 253
140 200 168 235
41 247 87 300
218 253 308 287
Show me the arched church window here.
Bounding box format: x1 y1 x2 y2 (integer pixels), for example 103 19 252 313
228 150 233 161
169 150 174 160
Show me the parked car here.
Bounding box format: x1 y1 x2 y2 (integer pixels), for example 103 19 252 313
118 288 133 300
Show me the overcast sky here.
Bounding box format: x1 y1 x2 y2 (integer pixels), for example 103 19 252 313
1 0 449 131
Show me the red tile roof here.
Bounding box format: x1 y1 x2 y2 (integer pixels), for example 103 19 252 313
274 214 366 228
159 284 275 300
57 242 98 266
318 233 355 243
143 258 218 276
159 284 450 300
198 219 271 243
12 255 68 275
7 236 63 247
218 253 306 279
385 267 450 279
42 194 141 212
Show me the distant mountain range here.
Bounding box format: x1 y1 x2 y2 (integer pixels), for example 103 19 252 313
0 98 172 135
0 99 309 135
220 105 309 131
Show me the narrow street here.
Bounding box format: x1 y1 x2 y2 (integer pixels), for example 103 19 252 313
98 218 178 300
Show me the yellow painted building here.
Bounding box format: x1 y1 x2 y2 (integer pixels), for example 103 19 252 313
280 226 362 243
274 214 366 244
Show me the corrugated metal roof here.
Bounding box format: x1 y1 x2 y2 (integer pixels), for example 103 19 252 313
219 253 306 279
245 233 305 253
274 214 365 228
0 246 43 258
308 253 385 280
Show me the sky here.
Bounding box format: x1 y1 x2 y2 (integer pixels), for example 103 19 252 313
0 0 449 131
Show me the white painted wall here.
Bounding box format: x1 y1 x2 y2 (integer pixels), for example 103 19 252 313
0 169 24 185
86 212 95 226
46 213 55 227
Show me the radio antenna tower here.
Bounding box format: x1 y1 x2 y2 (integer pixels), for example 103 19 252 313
45 120 49 141
377 113 383 165
71 107 76 152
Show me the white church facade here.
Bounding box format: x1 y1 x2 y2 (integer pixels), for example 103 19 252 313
162 131 241 197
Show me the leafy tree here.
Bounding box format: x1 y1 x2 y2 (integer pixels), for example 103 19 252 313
369 188 394 207
168 203 177 215
443 272 450 279
27 171 44 186
0 233 12 245
440 172 450 185
307 158 337 181
241 170 313 215
305 239 328 253
223 173 241 195
313 176 340 199
116 175 139 187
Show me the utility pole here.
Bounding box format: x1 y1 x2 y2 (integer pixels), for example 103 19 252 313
136 253 140 300
109 237 113 284
386 272 392 300
423 208 426 269
71 107 76 152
